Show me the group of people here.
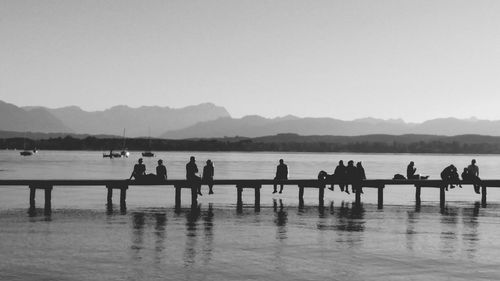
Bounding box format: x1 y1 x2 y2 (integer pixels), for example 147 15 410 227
129 157 485 196
317 160 366 194
440 159 482 193
129 156 215 195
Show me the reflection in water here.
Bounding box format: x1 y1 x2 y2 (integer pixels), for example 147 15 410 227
406 210 419 251
131 212 146 261
153 213 167 263
202 204 214 265
461 202 480 259
273 199 288 240
440 207 459 256
184 206 200 266
183 204 216 267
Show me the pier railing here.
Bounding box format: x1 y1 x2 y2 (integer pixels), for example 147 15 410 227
0 179 496 212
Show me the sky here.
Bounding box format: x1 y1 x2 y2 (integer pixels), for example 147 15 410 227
1 0 500 122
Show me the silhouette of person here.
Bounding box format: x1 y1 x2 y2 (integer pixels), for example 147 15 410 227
273 159 288 194
203 159 215 195
156 159 167 181
346 160 357 193
407 161 429 180
333 160 348 193
440 164 460 190
355 162 366 194
186 156 202 196
467 159 482 194
130 158 146 180
461 167 469 181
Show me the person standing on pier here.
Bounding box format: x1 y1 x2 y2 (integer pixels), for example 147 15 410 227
186 156 202 196
203 159 215 194
129 158 146 180
333 160 348 193
156 159 167 181
467 159 482 194
273 159 288 194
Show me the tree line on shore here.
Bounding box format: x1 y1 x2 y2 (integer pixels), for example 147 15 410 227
3 135 500 154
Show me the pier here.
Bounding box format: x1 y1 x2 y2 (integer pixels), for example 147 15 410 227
0 179 497 212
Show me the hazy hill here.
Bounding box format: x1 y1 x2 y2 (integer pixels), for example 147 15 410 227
23 103 230 137
0 100 72 133
161 116 500 139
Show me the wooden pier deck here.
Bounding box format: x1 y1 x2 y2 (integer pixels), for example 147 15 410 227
0 179 497 212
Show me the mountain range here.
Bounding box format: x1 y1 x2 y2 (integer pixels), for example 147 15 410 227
3 99 500 138
0 100 229 137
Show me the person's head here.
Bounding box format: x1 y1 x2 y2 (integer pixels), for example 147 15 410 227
138 158 143 164
409 161 414 166
190 156 195 162
158 159 163 165
348 160 354 166
463 167 468 172
279 159 284 164
206 159 212 165
339 160 344 165
356 161 362 167
472 159 476 165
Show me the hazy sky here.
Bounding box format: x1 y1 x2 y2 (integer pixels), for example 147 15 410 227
1 0 500 122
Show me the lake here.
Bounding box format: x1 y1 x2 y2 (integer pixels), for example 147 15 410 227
0 150 499 280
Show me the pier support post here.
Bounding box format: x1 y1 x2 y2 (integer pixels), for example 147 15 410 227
44 186 52 211
415 186 421 205
355 188 361 205
298 185 305 208
237 187 243 205
120 186 128 210
29 186 36 210
318 184 325 207
254 185 261 211
190 183 198 208
377 185 384 209
482 186 487 207
106 186 113 206
440 186 445 209
175 186 182 210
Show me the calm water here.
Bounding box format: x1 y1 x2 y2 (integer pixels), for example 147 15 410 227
1 151 500 280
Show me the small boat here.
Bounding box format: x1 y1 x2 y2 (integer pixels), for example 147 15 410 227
103 149 122 158
120 129 130 157
20 132 34 156
141 128 155 157
20 150 33 156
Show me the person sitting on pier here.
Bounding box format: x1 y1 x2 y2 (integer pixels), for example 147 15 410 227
333 160 348 193
346 160 357 193
467 159 482 194
354 162 366 194
129 158 146 180
440 164 461 190
273 159 288 194
406 161 429 180
186 156 202 196
156 159 167 181
203 159 215 195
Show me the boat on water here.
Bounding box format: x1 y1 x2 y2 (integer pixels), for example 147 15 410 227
20 150 33 156
120 129 130 157
20 132 34 156
142 128 154 157
142 151 154 157
103 152 122 158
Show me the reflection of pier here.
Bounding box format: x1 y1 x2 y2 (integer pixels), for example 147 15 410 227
0 179 495 212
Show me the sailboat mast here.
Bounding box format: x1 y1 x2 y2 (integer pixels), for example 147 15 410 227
122 128 126 150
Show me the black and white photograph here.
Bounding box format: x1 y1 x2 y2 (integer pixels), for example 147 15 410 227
1 1 500 280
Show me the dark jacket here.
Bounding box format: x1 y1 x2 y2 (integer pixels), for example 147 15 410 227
203 164 214 181
275 164 288 180
186 161 199 180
